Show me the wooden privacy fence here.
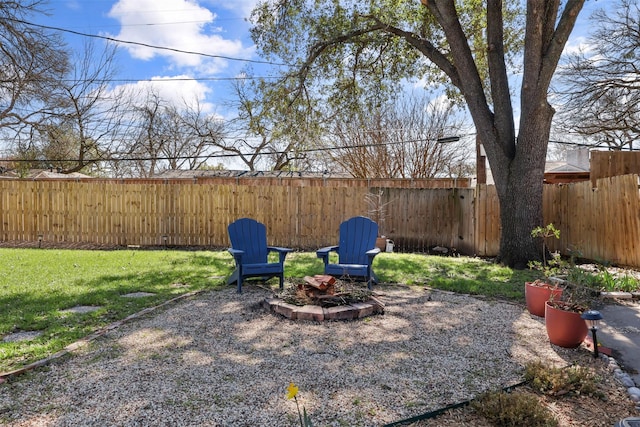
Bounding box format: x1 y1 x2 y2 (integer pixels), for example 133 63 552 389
1 175 640 268
0 179 475 251
590 151 640 187
544 174 640 267
478 174 640 267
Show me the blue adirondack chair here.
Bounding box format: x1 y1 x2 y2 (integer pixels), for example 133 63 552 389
227 218 292 293
316 216 381 289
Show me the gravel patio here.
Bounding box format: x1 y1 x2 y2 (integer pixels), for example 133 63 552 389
0 285 584 426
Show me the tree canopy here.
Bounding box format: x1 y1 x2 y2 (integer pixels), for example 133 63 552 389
250 0 585 267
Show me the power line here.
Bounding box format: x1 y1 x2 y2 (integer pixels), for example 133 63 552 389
8 17 286 67
80 76 278 83
74 19 242 29
549 139 605 148
0 136 465 164
0 76 279 84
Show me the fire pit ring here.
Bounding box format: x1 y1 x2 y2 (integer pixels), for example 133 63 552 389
262 297 384 321
262 275 385 321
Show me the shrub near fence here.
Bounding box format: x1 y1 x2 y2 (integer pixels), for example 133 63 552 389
1 175 640 269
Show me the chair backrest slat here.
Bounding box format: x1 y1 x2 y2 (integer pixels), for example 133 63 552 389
228 218 269 264
338 216 378 264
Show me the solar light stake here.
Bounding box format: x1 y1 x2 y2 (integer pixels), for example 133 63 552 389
581 310 603 358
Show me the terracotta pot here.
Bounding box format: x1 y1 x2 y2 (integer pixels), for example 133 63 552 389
525 281 563 317
544 301 588 348
375 237 387 251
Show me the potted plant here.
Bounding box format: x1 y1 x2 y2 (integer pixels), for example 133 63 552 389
365 189 392 251
526 279 563 317
544 282 591 348
526 223 563 317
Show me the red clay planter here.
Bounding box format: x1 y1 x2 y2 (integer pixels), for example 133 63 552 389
544 301 588 348
525 281 563 317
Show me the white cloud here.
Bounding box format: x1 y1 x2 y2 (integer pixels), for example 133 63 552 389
107 0 252 70
117 75 217 113
562 35 595 56
64 0 81 11
205 0 260 19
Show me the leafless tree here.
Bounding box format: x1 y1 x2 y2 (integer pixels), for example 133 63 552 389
555 0 640 151
124 89 226 177
6 37 129 176
162 100 226 171
0 1 69 131
34 41 130 174
125 90 170 177
327 94 469 178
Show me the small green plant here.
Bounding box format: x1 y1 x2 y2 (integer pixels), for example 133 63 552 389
529 223 564 279
287 382 314 427
471 390 557 426
531 223 560 266
567 264 640 293
596 267 640 292
524 361 601 397
613 273 640 292
566 267 601 289
598 269 617 291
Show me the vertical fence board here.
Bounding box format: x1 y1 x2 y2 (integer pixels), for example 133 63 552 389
474 184 500 256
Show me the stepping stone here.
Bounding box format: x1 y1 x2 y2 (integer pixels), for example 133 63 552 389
62 306 102 314
3 331 42 343
121 292 155 298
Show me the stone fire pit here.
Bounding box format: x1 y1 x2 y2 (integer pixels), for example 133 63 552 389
262 275 385 321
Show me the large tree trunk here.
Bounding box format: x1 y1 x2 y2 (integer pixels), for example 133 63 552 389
496 163 544 269
494 102 554 268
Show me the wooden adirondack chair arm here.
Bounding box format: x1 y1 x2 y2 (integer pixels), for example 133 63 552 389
267 246 293 253
228 248 245 261
316 245 339 262
366 248 381 257
267 246 293 263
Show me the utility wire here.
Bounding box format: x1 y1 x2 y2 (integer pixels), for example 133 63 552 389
2 135 611 165
89 76 278 83
0 76 279 84
8 17 287 67
0 136 467 164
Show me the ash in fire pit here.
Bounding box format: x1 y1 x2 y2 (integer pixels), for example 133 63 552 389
263 275 384 321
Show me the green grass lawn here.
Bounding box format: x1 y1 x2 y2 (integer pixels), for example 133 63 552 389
0 248 540 373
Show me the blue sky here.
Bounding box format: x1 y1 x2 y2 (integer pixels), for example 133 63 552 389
34 0 264 118
31 0 601 122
